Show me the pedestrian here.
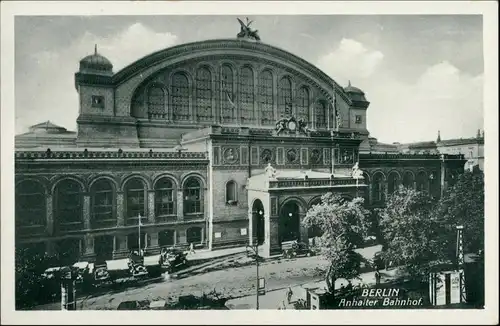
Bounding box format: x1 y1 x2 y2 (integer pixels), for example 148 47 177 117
189 242 195 255
286 287 293 303
375 268 381 286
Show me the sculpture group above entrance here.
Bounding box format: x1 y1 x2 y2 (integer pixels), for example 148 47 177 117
275 116 309 136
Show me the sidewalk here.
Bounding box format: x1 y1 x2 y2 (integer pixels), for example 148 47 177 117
225 267 398 310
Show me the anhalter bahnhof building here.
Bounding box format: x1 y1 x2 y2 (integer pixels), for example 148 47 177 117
15 36 466 260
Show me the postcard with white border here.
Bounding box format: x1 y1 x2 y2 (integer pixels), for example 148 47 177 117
1 1 498 325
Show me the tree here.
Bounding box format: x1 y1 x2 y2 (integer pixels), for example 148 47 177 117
303 193 369 294
434 170 484 254
377 186 449 280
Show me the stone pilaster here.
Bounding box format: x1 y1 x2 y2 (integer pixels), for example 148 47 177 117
248 210 253 245
45 240 56 256
147 232 160 255
81 234 96 260
177 190 184 221
83 193 91 230
262 214 280 258
46 194 54 236
116 191 125 227
147 190 155 224
299 213 308 244
112 234 129 259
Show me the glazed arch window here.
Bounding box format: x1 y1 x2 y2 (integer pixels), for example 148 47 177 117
155 178 176 216
296 86 310 124
195 67 213 122
171 72 190 121
258 70 274 125
147 86 166 119
91 179 115 224
125 178 146 222
16 180 46 228
226 180 238 205
91 95 105 109
55 179 83 231
184 178 203 214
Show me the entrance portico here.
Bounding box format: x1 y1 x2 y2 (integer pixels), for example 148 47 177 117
247 168 366 258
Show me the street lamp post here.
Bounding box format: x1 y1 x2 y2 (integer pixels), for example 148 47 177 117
138 213 145 256
246 242 260 310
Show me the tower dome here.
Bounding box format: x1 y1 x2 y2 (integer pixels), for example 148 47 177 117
344 80 368 104
79 45 113 75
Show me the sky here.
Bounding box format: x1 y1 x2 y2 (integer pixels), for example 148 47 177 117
15 15 484 143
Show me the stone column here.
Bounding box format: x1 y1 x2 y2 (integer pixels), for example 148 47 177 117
46 193 54 236
178 229 187 246
113 234 128 259
45 240 56 256
248 209 253 246
116 191 125 227
201 227 205 244
367 184 373 206
83 193 91 230
177 190 184 221
81 234 95 261
148 232 160 255
147 190 155 224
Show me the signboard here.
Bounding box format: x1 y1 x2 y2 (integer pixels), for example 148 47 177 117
240 228 247 236
214 232 222 238
429 271 465 306
258 277 266 295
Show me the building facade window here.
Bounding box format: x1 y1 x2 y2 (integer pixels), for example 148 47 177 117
91 95 105 108
221 65 235 123
195 67 212 122
55 179 83 231
171 72 190 121
159 230 175 247
315 100 327 129
278 76 292 119
258 70 274 125
387 172 400 194
296 86 310 124
186 227 202 244
125 178 146 222
183 178 202 214
372 173 385 203
416 171 428 192
90 179 115 226
225 180 238 205
403 171 415 189
355 115 362 124
16 180 46 228
155 178 176 216
239 67 255 124
147 86 166 119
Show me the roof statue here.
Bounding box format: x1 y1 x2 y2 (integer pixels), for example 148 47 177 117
237 17 261 41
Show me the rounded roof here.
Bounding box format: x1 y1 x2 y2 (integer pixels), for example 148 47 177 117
79 45 113 73
344 81 365 95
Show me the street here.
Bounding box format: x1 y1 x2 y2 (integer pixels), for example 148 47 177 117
35 255 330 310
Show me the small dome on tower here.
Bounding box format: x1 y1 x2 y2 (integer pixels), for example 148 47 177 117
79 45 113 75
344 80 368 103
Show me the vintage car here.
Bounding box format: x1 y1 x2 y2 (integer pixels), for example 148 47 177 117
281 241 316 259
159 248 188 272
92 259 111 284
117 300 151 310
127 251 149 277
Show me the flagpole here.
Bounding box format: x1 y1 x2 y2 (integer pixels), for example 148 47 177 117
138 213 141 256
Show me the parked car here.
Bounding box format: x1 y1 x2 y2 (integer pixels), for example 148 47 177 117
92 259 111 285
117 300 150 310
282 241 316 259
127 251 149 277
159 248 188 272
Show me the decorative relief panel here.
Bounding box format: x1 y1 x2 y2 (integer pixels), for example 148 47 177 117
250 147 259 166
260 148 275 164
323 148 331 165
310 148 322 164
240 146 249 165
222 147 240 165
271 197 278 216
337 147 355 165
300 148 308 165
286 148 299 165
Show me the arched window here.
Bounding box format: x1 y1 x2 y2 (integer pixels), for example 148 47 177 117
239 67 255 124
125 178 146 223
91 179 115 227
16 180 46 228
155 178 176 216
195 67 212 122
221 65 235 123
183 178 202 215
403 171 415 189
372 173 385 203
258 70 274 125
186 227 202 244
225 180 237 205
387 172 400 194
416 171 428 192
172 72 190 121
147 86 166 119
55 179 83 231
159 230 175 247
315 100 327 129
296 86 310 124
278 76 292 119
